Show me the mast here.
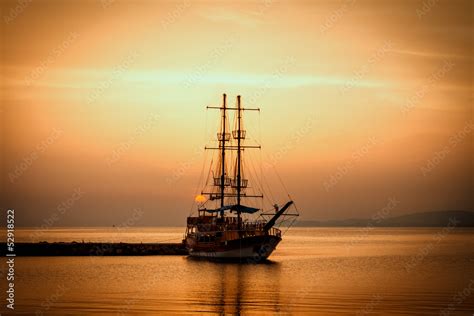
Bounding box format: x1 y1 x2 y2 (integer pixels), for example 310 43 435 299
236 95 242 226
205 94 262 216
220 93 226 217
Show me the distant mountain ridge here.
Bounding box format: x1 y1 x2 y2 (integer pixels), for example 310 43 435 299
296 210 474 227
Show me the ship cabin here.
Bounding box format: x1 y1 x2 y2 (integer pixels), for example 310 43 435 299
185 210 281 244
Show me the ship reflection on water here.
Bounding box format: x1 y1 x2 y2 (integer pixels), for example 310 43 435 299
196 260 282 315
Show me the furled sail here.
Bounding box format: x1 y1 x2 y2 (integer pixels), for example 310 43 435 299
204 204 259 214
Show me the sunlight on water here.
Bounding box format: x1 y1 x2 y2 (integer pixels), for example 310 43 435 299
6 228 474 314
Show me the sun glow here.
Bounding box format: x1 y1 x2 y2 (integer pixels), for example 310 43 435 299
195 195 207 204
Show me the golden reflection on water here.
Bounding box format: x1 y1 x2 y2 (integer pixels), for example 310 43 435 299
6 228 474 315
197 260 282 315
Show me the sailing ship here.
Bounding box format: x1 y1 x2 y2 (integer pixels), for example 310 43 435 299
184 94 298 262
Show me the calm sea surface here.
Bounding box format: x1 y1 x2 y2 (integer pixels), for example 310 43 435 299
2 227 474 315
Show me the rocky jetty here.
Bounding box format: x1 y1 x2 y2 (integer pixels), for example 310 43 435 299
0 242 188 256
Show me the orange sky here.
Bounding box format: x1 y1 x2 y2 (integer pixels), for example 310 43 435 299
1 0 472 226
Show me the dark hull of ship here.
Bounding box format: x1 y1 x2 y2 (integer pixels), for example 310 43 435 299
185 235 281 262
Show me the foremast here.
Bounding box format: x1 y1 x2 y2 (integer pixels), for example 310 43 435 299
236 95 242 227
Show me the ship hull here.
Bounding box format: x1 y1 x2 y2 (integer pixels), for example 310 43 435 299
186 235 281 262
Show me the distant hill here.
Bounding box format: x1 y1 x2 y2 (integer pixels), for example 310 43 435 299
295 210 474 227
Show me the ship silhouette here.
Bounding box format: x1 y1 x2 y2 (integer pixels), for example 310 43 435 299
184 94 298 262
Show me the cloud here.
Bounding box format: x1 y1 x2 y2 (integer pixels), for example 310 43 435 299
4 66 387 90
390 49 473 61
196 6 262 27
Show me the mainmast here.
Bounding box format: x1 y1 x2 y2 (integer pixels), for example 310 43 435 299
220 93 227 217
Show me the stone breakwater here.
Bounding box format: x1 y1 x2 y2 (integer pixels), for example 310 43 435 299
0 242 188 256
